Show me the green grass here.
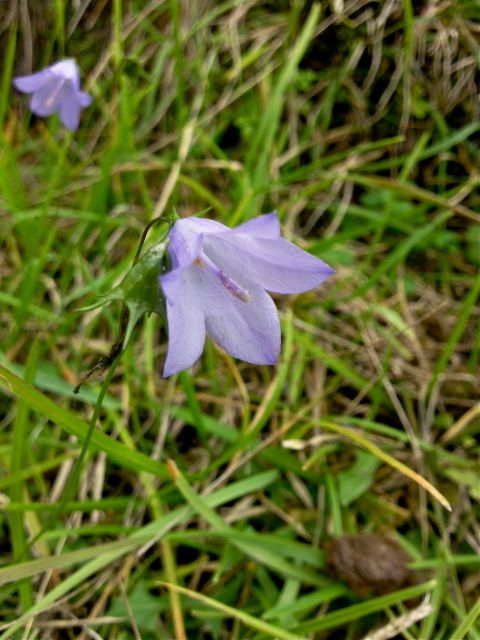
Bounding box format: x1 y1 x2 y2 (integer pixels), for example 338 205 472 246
1 1 479 638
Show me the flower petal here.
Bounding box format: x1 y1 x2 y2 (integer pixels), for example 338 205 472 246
50 59 81 87
161 269 207 376
58 83 82 130
191 263 280 365
13 71 50 94
179 216 227 235
167 217 226 271
14 60 91 130
167 221 204 271
29 78 65 116
204 233 335 295
234 212 281 238
78 91 93 107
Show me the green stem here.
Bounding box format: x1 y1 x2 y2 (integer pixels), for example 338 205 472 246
29 354 122 548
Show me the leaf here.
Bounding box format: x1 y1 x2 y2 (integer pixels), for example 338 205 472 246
0 364 169 479
166 461 325 586
309 420 452 511
337 450 381 507
108 583 165 633
294 580 436 634
0 472 279 639
159 582 304 640
441 467 480 502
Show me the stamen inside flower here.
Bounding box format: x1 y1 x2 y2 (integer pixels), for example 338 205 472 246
195 254 251 302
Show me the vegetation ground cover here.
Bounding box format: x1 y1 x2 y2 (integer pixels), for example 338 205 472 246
0 1 479 638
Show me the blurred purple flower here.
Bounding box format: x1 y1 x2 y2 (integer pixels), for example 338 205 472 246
13 59 92 130
160 213 335 376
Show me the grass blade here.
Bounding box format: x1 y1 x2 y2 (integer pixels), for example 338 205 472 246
0 364 168 479
159 582 304 640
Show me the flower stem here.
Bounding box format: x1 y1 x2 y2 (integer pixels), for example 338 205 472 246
29 353 122 549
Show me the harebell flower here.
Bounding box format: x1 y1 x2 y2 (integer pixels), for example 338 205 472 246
13 59 92 130
161 213 334 376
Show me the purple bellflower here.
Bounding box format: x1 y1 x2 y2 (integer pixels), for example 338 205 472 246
160 213 334 376
13 59 92 131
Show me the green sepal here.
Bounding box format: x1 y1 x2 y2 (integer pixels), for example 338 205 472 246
119 241 167 347
81 241 167 349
